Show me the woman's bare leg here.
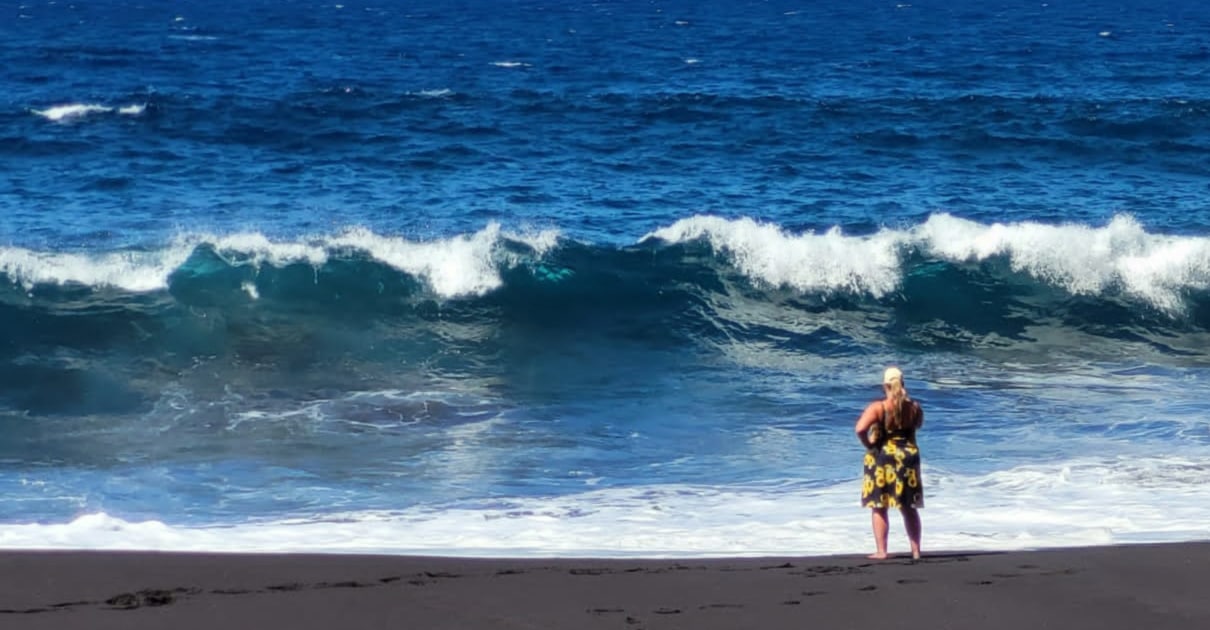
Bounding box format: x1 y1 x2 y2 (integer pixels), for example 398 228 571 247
868 507 890 559
900 507 922 559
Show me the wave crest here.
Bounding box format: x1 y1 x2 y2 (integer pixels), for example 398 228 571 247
1 223 561 299
917 213 1210 312
2 214 1208 317
646 213 1210 313
643 215 905 297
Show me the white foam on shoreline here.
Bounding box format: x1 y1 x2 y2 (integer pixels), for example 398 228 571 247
1 455 1206 558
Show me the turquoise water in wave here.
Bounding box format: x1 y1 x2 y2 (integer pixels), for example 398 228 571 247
1 0 1209 556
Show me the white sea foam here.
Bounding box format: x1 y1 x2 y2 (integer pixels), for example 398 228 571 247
32 103 112 122
643 215 907 297
307 223 549 299
0 224 560 298
296 223 559 298
4 216 1206 307
0 455 1206 556
210 232 330 267
643 213 1210 311
915 213 1210 311
33 102 147 121
490 61 531 68
328 223 522 298
0 245 194 293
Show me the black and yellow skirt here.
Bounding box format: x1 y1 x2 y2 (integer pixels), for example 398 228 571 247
860 437 924 509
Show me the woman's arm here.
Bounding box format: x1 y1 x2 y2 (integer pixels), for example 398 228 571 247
854 402 881 449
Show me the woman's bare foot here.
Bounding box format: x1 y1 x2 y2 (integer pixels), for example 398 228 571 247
867 552 889 560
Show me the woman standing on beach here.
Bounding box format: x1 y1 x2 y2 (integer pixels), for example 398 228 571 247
855 366 924 559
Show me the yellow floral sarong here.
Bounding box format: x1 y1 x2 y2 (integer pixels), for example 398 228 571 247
861 435 923 509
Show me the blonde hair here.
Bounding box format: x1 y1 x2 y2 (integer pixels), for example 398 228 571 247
882 369 914 431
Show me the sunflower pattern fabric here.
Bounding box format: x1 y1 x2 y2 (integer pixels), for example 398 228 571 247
861 435 924 509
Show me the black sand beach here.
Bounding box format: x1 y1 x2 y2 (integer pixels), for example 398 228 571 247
1 542 1207 629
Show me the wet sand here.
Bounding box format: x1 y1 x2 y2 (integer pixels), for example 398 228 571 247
2 542 1207 629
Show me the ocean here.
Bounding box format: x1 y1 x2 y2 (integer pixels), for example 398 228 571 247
1 0 1209 557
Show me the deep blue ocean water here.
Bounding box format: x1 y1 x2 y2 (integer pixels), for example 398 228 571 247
1 0 1209 556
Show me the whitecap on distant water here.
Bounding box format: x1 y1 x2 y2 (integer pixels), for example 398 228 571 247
490 61 531 68
33 103 146 122
415 88 454 98
32 104 111 122
684 58 701 64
